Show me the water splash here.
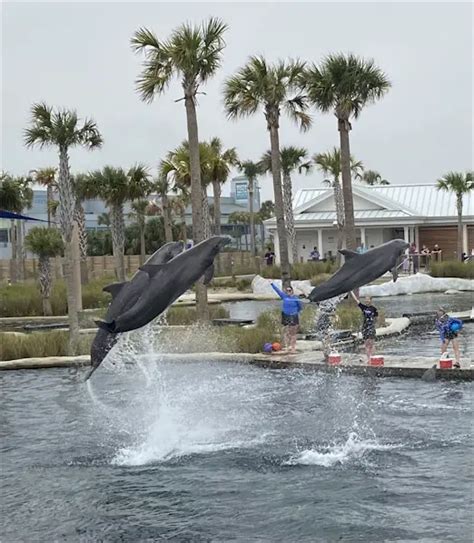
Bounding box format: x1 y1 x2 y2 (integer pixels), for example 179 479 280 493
285 431 399 467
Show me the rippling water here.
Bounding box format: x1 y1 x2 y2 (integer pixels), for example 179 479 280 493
1 358 473 542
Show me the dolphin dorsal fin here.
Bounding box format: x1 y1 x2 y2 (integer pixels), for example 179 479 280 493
338 249 358 260
103 281 128 298
139 264 165 278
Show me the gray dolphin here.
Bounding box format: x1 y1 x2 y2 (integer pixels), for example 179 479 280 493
85 241 184 380
96 236 231 334
308 239 409 303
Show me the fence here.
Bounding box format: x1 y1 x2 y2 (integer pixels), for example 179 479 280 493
0 251 262 283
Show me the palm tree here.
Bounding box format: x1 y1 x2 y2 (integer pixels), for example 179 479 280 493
85 165 152 281
24 103 102 353
156 164 178 244
238 160 262 256
224 56 311 287
0 174 22 282
208 137 238 234
437 171 473 260
303 54 391 250
314 148 364 258
356 169 389 185
71 173 92 284
131 17 227 320
25 227 63 315
260 146 311 263
129 199 150 264
30 167 57 226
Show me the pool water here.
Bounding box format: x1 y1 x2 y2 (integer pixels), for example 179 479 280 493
1 357 472 542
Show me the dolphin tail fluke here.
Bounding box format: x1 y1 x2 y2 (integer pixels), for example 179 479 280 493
94 319 116 333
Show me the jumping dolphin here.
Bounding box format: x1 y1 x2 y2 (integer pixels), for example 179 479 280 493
96 236 231 334
308 239 409 303
85 241 184 380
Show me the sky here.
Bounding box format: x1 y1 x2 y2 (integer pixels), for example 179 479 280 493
1 1 473 201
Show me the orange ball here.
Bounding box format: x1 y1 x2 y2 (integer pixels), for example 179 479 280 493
272 342 282 352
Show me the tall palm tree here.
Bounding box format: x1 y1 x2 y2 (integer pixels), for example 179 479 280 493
314 148 363 258
303 54 391 250
171 185 191 241
238 160 262 256
30 167 57 226
208 137 238 234
131 17 227 320
24 103 102 353
356 169 389 185
260 146 311 263
129 199 150 264
85 165 152 281
156 164 178 244
72 173 92 284
224 56 311 287
25 227 64 315
437 171 473 261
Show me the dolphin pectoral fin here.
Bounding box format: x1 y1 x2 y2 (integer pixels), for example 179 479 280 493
139 264 165 278
338 249 358 260
391 266 398 282
203 264 214 285
94 319 116 333
103 281 128 298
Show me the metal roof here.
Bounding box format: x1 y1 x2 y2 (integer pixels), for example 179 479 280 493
295 210 411 222
293 183 474 218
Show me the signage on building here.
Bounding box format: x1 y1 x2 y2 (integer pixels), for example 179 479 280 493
235 182 248 201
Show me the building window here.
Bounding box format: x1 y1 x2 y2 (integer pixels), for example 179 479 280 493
0 229 8 243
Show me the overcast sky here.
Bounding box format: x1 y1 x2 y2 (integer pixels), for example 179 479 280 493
2 1 472 200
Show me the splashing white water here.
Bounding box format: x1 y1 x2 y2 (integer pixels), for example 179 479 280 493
285 432 399 468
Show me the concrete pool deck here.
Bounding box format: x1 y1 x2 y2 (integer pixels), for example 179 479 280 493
1 351 472 381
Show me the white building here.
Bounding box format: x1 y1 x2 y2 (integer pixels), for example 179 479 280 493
265 183 474 262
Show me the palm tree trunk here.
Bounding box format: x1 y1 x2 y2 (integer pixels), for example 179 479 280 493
457 194 463 261
162 192 173 243
333 177 345 265
338 118 356 250
75 202 89 284
202 187 211 239
139 218 146 265
16 219 25 281
58 146 80 354
282 172 297 263
110 203 126 282
184 92 208 321
212 179 222 235
38 255 53 316
268 122 291 288
10 220 18 283
248 179 256 256
46 185 53 227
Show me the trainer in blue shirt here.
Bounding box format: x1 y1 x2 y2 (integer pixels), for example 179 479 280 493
271 282 303 353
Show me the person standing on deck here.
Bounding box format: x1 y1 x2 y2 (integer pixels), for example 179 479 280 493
435 307 462 368
271 282 303 354
350 291 378 362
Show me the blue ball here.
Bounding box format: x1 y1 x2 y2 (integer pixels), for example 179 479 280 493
263 342 273 353
450 322 461 332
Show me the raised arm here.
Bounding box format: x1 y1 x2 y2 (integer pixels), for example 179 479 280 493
350 291 360 304
270 282 286 299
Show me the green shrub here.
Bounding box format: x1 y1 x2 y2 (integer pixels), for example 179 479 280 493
261 261 337 280
0 275 116 317
310 273 332 286
334 302 386 331
430 260 474 279
236 278 252 291
166 304 229 325
219 325 278 353
0 331 92 361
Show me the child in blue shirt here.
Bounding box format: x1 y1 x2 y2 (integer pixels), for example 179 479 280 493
271 282 303 354
435 308 462 368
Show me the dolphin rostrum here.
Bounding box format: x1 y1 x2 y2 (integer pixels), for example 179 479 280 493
85 241 184 380
96 236 231 334
308 239 409 303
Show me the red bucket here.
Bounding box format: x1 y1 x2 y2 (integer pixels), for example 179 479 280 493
328 353 341 365
439 358 453 369
369 356 384 367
